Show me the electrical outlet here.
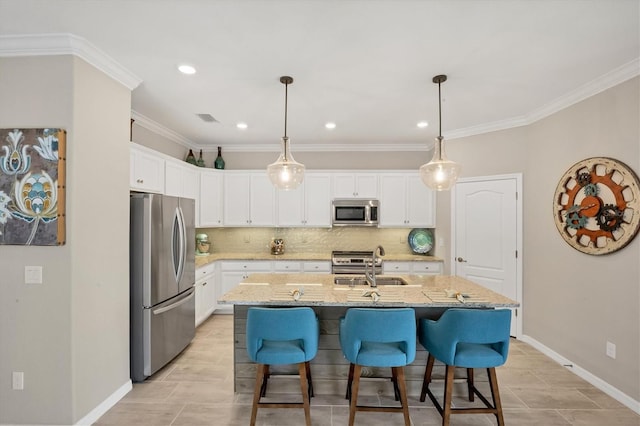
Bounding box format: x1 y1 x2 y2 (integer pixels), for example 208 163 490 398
606 341 616 359
24 266 42 284
12 372 24 390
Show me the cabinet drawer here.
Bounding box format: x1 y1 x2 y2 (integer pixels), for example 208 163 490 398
302 261 331 273
383 262 411 274
196 263 216 280
412 262 442 274
274 261 302 272
220 261 272 272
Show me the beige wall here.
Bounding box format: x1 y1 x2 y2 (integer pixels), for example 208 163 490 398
0 56 131 424
523 77 639 400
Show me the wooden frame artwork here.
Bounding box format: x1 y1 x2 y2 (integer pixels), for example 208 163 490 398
0 128 66 246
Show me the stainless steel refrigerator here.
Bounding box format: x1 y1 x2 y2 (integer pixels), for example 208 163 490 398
130 193 196 382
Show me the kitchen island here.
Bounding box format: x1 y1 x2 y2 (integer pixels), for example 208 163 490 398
219 273 518 397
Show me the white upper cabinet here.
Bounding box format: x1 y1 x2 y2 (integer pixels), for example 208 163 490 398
332 173 378 198
277 173 331 227
379 172 435 227
198 169 223 227
130 144 165 193
164 159 199 200
223 172 275 226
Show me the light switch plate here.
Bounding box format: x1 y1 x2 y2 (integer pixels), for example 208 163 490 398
24 266 43 284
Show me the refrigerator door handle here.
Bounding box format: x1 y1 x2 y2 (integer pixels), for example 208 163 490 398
172 206 186 284
177 206 187 283
153 289 194 315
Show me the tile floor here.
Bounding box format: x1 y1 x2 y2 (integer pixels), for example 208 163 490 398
96 314 639 425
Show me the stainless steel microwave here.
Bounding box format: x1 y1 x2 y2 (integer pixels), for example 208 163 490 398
332 199 379 227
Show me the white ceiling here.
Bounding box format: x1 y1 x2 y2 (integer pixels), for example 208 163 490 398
0 0 638 151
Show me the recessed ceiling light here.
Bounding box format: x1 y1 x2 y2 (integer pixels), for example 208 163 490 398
325 122 336 130
417 121 429 128
236 122 248 130
178 64 196 75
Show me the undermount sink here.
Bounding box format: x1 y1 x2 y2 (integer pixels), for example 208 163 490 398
334 276 408 286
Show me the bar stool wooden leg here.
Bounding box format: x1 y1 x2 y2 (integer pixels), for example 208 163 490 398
442 365 455 426
260 364 270 397
420 353 435 402
488 367 505 426
394 366 411 426
298 362 312 426
305 361 314 399
467 368 475 401
251 364 266 426
348 364 362 426
346 363 354 400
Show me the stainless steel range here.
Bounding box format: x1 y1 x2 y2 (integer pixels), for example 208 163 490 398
331 250 383 275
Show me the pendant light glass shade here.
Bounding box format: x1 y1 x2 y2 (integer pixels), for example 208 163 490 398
419 136 461 191
419 74 460 191
267 136 305 190
267 76 305 190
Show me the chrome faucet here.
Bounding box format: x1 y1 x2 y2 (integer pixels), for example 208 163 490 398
365 245 385 288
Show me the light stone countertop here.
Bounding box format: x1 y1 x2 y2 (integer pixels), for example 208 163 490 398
218 273 519 308
195 252 443 267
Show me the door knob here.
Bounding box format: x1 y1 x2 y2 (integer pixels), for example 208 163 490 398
456 257 468 263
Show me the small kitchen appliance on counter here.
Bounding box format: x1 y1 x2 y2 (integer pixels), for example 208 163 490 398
270 238 285 255
196 233 211 255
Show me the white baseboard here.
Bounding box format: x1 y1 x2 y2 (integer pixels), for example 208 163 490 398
520 334 640 415
74 379 132 425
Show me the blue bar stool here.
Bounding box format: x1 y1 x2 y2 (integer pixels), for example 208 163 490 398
339 307 416 426
419 308 511 426
246 307 319 426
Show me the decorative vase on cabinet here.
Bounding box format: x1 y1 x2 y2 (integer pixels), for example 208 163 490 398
214 146 225 169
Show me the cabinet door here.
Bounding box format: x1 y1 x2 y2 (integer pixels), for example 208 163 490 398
355 174 379 198
277 184 304 226
218 271 245 314
165 160 199 200
302 261 331 273
199 170 223 227
130 147 164 193
274 261 302 272
383 261 412 274
411 261 442 275
249 173 276 226
406 175 435 227
223 173 250 225
379 174 408 226
333 174 357 198
304 174 331 226
164 160 182 197
332 173 378 198
181 166 199 200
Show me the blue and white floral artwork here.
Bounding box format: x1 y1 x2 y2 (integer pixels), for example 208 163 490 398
0 128 66 246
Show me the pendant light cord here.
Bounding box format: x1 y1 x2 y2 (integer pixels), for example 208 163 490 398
437 79 442 139
284 81 288 138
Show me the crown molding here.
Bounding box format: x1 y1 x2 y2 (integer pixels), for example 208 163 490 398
447 58 640 141
131 110 195 148
0 33 142 90
526 57 640 124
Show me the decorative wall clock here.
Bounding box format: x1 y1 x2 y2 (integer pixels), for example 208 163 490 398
553 157 640 255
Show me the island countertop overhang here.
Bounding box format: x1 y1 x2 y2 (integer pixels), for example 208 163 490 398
218 273 519 308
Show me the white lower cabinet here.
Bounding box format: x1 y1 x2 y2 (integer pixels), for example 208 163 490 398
302 261 331 273
218 261 273 313
195 263 217 326
383 261 442 275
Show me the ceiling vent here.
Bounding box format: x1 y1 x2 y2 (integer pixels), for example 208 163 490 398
196 113 219 123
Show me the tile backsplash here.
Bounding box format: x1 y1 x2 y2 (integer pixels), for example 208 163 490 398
197 227 436 256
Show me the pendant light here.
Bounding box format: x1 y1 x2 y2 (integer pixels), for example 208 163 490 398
267 76 305 190
419 74 461 191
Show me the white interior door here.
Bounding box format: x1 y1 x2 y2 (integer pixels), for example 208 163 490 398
452 175 522 337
